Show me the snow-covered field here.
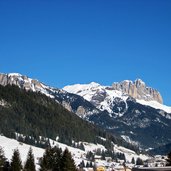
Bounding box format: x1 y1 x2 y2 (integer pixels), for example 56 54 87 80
0 135 149 170
0 135 86 169
0 135 44 170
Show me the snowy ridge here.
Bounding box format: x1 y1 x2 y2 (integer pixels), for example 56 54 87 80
0 73 99 116
2 73 171 117
64 81 171 118
136 99 171 114
0 72 62 98
63 82 129 116
64 82 101 101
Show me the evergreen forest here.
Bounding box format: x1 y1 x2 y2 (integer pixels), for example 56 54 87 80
0 85 138 152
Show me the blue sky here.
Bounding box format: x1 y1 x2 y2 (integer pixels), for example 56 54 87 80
0 0 171 105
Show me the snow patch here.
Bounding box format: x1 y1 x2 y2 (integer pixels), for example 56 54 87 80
0 135 44 170
8 73 22 77
137 99 171 114
0 134 149 170
63 82 129 115
121 135 139 146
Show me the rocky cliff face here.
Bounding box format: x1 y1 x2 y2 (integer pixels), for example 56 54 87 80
112 79 163 104
0 73 45 91
63 82 130 115
0 73 99 117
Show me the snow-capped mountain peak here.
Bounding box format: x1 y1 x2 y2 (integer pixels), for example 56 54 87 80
136 99 171 116
64 82 129 116
64 82 100 94
63 80 171 115
2 73 170 116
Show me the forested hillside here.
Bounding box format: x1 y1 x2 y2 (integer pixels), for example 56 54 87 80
0 85 137 152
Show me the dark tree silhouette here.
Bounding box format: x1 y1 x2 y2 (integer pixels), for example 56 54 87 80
39 146 62 171
131 157 135 164
61 148 77 171
167 151 171 166
0 147 6 171
136 157 143 165
10 149 23 171
24 147 36 171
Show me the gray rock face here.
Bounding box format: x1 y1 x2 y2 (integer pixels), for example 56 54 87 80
0 73 98 117
62 101 72 112
76 106 86 116
112 79 163 104
0 74 8 85
0 73 44 91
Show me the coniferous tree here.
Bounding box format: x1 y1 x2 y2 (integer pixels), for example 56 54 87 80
3 161 10 171
86 151 94 161
166 151 171 166
136 157 143 165
10 149 22 171
24 147 36 171
61 148 77 171
86 162 90 168
79 160 85 169
101 150 105 160
51 146 62 171
89 161 93 168
39 146 62 171
39 147 52 171
0 147 6 171
123 153 126 162
82 160 85 168
78 143 85 151
131 157 135 164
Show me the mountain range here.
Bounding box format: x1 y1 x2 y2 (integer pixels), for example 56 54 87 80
0 73 171 152
63 80 171 149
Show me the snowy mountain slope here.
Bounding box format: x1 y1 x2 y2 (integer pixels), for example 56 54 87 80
63 81 171 116
0 135 148 171
63 82 171 148
0 135 44 170
89 98 171 148
63 82 129 117
0 135 86 170
136 99 171 115
113 144 148 162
